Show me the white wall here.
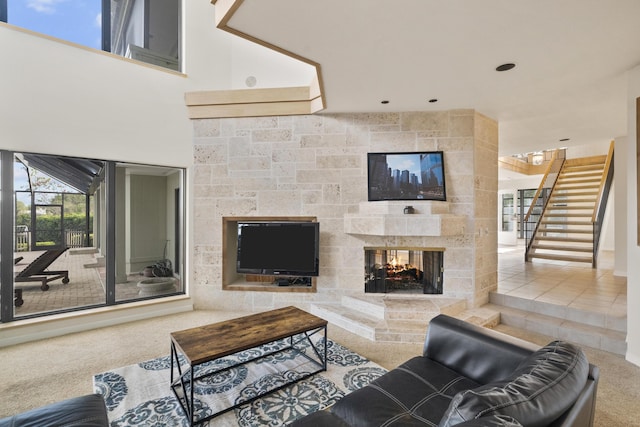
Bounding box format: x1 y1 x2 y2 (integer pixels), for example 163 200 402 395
614 136 627 276
565 140 612 158
0 1 316 344
230 37 316 89
0 1 315 165
0 23 191 165
626 66 640 366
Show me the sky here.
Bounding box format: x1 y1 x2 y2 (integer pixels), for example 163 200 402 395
8 0 102 49
386 154 421 177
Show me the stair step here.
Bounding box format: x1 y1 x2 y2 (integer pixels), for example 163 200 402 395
69 247 98 255
537 227 592 234
550 190 598 197
341 294 466 322
309 296 500 344
489 293 626 332
563 163 606 172
310 302 431 343
553 184 600 191
544 213 592 218
546 205 594 210
557 171 603 178
532 244 593 252
533 235 593 243
556 177 601 185
562 163 606 172
485 294 626 355
549 197 597 204
540 220 592 226
527 253 593 263
310 303 384 341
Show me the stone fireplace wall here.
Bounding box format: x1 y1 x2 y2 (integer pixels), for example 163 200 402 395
192 110 498 311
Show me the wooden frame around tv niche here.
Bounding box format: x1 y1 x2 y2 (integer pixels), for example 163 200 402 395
222 216 317 292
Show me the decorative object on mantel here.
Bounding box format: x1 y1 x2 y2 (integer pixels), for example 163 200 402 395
403 205 414 214
367 151 446 201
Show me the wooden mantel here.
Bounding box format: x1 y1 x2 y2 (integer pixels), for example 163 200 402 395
344 201 466 237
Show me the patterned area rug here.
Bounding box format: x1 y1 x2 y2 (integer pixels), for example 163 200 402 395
93 337 387 426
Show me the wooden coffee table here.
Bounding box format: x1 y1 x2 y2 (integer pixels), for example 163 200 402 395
170 306 328 426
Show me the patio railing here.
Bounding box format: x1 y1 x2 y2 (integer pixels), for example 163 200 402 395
14 229 90 252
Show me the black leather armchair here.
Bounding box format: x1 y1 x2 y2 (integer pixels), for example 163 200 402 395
291 314 599 427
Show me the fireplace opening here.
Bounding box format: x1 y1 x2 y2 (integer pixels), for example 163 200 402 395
364 248 443 294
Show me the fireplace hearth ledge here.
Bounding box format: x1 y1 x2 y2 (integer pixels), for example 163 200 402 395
310 295 500 344
344 201 466 237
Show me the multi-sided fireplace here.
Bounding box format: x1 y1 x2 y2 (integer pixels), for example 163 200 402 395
364 248 443 294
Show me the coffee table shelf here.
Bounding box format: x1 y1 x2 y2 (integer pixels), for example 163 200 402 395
170 306 328 426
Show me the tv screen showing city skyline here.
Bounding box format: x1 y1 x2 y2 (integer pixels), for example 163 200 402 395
367 151 446 201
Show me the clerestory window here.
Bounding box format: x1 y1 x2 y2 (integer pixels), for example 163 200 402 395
0 0 181 71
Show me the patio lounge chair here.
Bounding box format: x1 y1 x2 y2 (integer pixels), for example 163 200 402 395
15 248 70 291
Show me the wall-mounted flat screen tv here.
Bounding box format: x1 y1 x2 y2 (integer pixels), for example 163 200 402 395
236 221 320 277
367 151 446 201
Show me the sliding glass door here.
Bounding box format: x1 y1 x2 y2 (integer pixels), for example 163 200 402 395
0 151 185 323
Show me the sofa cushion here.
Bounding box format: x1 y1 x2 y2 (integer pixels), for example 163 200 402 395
328 356 481 426
439 341 589 427
288 409 351 426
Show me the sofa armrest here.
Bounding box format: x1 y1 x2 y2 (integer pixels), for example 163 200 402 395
0 394 109 427
424 314 539 384
549 364 599 427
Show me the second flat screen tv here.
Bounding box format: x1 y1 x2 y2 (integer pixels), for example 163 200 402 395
367 151 446 201
236 221 320 277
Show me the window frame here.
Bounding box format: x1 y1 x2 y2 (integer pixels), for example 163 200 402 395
0 150 187 323
0 0 181 72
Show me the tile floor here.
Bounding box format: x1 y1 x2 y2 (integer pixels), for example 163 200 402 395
12 250 180 317
497 245 626 318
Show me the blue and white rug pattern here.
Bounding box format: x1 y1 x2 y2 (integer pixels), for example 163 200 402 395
93 337 387 426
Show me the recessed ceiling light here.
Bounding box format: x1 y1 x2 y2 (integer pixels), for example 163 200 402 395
428 98 438 103
381 100 389 104
496 63 516 72
559 138 570 142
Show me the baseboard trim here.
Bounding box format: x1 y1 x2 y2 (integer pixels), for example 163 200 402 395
0 296 193 347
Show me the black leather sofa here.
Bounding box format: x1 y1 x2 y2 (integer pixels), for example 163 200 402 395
0 393 108 427
291 314 599 427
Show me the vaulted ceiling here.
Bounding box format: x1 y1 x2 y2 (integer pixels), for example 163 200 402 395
214 0 640 156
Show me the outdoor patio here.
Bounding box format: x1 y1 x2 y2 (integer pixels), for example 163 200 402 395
12 249 179 317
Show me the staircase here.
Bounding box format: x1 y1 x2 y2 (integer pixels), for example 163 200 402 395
526 155 607 265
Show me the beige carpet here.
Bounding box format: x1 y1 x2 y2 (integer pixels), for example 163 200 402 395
0 309 638 426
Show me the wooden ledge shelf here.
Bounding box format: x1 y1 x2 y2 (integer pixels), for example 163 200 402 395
224 281 316 293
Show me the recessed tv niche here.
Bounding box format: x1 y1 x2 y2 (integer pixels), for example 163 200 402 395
368 151 446 201
236 221 320 277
